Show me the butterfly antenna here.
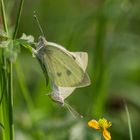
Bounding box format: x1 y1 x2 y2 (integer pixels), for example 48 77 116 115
33 11 45 36
64 102 83 119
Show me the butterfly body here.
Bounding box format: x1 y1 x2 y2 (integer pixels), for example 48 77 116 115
48 84 65 105
49 83 84 118
49 83 76 105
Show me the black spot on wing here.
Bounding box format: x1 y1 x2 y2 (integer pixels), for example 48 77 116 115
72 55 76 60
66 70 72 76
57 72 62 77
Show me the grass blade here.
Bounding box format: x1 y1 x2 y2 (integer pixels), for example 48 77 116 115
124 102 133 140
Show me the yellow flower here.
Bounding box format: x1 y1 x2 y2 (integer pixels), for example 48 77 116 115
88 118 112 140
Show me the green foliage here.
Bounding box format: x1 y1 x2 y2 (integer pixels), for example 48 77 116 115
1 0 140 140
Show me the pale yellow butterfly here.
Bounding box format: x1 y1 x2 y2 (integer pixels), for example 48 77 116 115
48 51 89 104
34 36 91 88
32 14 90 115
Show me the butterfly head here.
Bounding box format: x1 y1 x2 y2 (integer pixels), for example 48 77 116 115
48 92 65 106
36 36 47 51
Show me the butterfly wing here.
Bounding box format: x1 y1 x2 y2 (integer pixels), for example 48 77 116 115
59 52 89 99
50 52 90 101
70 52 88 71
69 52 91 87
37 41 90 87
58 87 75 99
36 57 49 86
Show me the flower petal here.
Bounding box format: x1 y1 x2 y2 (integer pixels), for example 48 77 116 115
103 128 111 140
88 120 100 129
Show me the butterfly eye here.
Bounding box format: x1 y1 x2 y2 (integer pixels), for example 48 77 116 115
66 70 71 76
56 72 62 77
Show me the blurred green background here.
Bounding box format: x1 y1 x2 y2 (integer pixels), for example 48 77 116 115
1 0 140 139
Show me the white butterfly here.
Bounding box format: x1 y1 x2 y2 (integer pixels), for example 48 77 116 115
34 36 90 88
33 36 90 117
48 51 89 105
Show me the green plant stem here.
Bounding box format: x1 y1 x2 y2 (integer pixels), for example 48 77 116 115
8 61 14 139
0 0 24 139
9 0 24 138
0 0 11 139
13 0 24 39
124 103 133 140
8 0 24 139
0 0 8 33
0 0 8 99
100 133 102 140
